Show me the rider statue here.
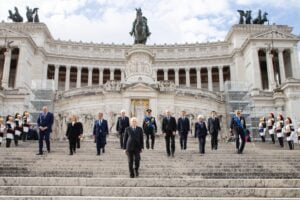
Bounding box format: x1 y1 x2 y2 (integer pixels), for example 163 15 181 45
129 8 151 44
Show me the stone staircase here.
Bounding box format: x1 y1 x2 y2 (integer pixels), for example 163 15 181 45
0 134 300 199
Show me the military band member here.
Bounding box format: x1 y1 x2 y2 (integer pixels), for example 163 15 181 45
267 113 276 144
284 117 295 150
22 111 31 142
123 117 144 178
297 122 300 142
6 115 16 148
195 115 208 155
93 112 109 155
230 110 246 154
177 110 190 150
0 117 6 147
37 106 54 155
116 110 130 149
14 113 23 146
207 111 221 150
258 117 267 143
162 110 177 157
276 114 285 148
142 109 157 149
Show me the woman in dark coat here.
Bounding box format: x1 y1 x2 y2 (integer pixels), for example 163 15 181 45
195 115 208 155
66 115 81 155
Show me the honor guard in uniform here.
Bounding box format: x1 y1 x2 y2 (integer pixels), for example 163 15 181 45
142 109 157 149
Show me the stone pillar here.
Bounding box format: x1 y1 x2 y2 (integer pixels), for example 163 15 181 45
110 68 114 81
252 48 262 90
266 51 276 90
291 47 300 79
88 67 93 86
185 68 190 87
99 69 103 85
54 64 59 90
152 69 157 82
15 46 26 88
76 67 82 88
121 69 125 82
208 67 213 91
196 67 201 89
219 66 224 91
65 65 70 91
278 49 286 84
1 49 12 88
164 69 168 81
175 69 179 86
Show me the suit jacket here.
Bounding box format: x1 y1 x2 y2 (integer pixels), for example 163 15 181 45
116 116 130 134
123 126 144 152
142 116 157 134
177 117 190 134
162 116 177 135
207 117 221 134
230 116 246 131
37 112 54 133
195 121 208 137
77 122 83 135
93 119 109 147
66 122 81 139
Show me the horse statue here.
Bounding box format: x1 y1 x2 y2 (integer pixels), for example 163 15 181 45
129 8 151 44
237 10 245 24
26 6 39 22
8 7 23 22
245 10 252 24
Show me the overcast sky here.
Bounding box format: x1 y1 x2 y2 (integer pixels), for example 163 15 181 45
1 0 299 49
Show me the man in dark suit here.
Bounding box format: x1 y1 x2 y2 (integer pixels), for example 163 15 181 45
177 110 190 150
36 106 54 155
123 117 144 178
207 111 221 150
195 115 208 155
142 109 157 149
162 110 177 157
230 110 246 154
116 110 130 149
75 115 83 149
93 112 109 155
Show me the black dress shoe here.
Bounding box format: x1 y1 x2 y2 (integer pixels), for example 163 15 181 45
69 153 73 155
36 152 43 155
135 169 139 177
130 174 134 178
97 153 100 156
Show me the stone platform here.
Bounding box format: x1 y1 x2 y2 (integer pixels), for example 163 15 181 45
0 134 300 199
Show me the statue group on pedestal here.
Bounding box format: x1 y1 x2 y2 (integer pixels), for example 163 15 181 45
237 9 268 25
8 6 40 23
130 8 151 44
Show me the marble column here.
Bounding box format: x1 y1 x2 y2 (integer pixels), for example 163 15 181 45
65 65 70 91
121 69 125 82
88 67 93 86
110 68 114 81
278 49 286 84
196 67 201 89
291 47 300 79
76 67 82 88
164 69 168 81
252 48 262 90
54 64 59 90
15 46 26 88
266 50 276 90
208 67 213 91
219 66 224 91
185 68 190 87
99 69 103 85
175 69 179 86
1 48 12 88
